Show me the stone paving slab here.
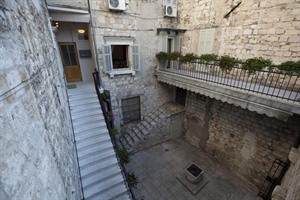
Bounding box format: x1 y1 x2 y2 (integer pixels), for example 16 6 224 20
125 137 259 200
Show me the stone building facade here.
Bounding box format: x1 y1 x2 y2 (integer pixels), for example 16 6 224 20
178 0 300 64
0 0 81 199
183 92 300 188
90 0 179 128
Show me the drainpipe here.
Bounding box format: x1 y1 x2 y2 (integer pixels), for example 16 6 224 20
87 0 102 87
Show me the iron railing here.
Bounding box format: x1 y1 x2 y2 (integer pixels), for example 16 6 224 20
92 70 136 200
159 60 300 102
258 159 290 200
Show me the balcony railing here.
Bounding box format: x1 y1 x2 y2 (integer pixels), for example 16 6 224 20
158 60 300 103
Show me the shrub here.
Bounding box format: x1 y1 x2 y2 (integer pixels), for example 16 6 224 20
242 57 272 74
277 61 300 75
111 127 119 136
180 53 198 63
155 51 168 61
199 54 219 63
168 51 182 60
118 148 129 164
127 172 138 188
219 55 237 71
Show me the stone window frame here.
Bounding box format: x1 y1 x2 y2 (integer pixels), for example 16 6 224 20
102 36 140 78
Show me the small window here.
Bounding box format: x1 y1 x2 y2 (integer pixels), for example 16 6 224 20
112 45 129 69
122 96 141 124
102 43 140 76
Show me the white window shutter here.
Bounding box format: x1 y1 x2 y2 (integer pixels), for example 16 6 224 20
198 30 206 55
160 35 168 52
174 36 181 52
205 29 215 54
102 45 113 72
131 45 140 71
198 29 215 55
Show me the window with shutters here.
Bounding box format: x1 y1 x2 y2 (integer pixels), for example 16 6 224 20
121 96 141 124
159 32 181 53
158 30 181 68
198 28 215 55
102 37 140 77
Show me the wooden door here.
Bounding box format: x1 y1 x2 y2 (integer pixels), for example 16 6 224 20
59 43 82 82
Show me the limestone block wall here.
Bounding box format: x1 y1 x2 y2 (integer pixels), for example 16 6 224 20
183 92 300 189
0 0 81 199
178 0 300 64
90 0 176 127
277 147 300 200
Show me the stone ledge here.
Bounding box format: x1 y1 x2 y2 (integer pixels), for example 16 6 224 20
156 70 300 121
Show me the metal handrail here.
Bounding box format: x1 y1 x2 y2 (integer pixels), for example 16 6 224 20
159 60 300 102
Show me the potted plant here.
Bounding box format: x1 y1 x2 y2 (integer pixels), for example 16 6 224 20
277 61 300 76
242 57 272 74
219 55 237 72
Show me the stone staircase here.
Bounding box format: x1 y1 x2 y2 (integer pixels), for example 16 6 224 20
119 102 185 153
67 82 131 200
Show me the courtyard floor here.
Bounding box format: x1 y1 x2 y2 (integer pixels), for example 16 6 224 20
125 137 258 200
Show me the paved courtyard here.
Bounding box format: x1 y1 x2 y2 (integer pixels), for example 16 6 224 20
125 137 258 200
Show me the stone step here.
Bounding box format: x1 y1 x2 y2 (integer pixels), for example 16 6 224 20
71 110 103 120
70 97 99 107
74 122 106 134
84 177 128 200
78 146 115 168
76 134 111 150
80 155 119 177
75 128 108 142
72 114 104 127
70 103 101 113
68 90 96 99
77 140 113 159
82 163 121 188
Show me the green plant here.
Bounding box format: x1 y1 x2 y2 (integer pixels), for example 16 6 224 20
101 90 110 100
219 55 237 71
167 51 182 60
155 51 182 61
127 172 138 188
277 61 300 75
118 148 129 164
180 53 198 63
199 54 219 63
242 57 272 74
111 127 119 136
155 51 168 61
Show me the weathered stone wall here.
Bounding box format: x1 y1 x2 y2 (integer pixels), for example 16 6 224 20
271 146 300 200
0 0 81 199
90 0 176 127
178 0 300 64
183 92 300 189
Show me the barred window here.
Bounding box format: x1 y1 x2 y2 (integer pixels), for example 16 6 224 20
122 96 141 124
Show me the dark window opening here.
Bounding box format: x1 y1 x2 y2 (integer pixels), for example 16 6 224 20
112 45 129 69
122 96 141 124
175 88 187 106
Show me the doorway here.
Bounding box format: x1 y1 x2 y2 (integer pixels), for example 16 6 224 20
175 88 187 106
58 42 82 82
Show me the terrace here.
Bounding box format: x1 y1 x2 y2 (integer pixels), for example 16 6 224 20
155 55 300 121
